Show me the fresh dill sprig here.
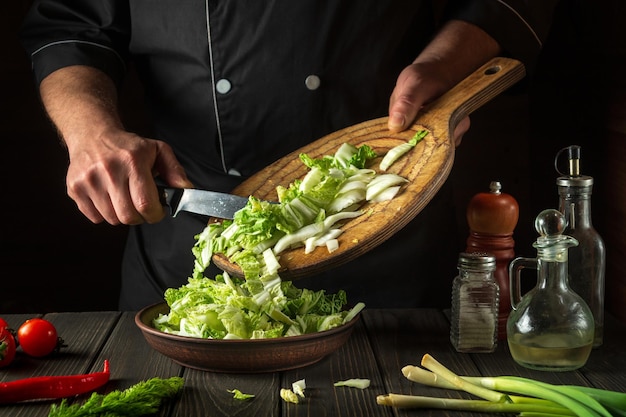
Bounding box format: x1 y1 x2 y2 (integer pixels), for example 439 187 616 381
48 376 184 417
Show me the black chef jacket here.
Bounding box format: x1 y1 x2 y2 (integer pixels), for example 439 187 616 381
21 1 559 310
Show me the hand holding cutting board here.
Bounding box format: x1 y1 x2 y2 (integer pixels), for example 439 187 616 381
212 57 526 280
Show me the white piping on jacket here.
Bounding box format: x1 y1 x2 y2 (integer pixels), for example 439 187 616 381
205 0 228 174
495 0 542 47
31 39 127 71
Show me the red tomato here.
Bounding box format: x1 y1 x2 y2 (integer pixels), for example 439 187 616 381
0 318 9 329
17 318 61 357
0 328 16 367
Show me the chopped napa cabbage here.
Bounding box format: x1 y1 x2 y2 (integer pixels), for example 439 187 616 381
334 378 371 389
280 388 299 404
366 174 408 201
379 129 428 171
326 239 339 253
159 142 413 341
292 379 306 397
194 143 409 273
228 389 255 400
153 274 361 339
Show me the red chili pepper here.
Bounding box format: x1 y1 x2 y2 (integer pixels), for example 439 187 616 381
0 360 110 403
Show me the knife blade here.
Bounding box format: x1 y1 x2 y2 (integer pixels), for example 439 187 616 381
158 186 250 219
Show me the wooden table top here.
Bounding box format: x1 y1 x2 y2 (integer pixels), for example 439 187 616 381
2 308 625 417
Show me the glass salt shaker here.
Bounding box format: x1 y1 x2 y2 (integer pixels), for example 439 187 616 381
450 252 499 353
555 145 606 347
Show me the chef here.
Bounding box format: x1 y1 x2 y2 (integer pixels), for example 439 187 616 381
20 1 559 309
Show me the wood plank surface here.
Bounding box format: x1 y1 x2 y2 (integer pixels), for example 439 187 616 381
578 314 626 391
1 309 625 417
173 372 280 417
0 311 121 417
364 309 486 417
281 319 391 417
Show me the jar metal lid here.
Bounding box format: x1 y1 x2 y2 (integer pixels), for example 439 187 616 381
458 252 496 270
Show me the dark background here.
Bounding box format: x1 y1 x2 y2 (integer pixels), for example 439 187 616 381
2 1 625 319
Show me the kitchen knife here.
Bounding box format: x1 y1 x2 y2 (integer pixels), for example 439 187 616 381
158 186 250 219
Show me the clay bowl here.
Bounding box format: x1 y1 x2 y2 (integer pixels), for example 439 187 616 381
135 302 360 373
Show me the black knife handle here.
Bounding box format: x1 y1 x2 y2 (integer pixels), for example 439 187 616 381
157 186 183 216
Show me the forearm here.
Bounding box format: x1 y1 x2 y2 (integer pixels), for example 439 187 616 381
414 19 502 94
388 20 501 132
39 65 124 150
38 65 190 225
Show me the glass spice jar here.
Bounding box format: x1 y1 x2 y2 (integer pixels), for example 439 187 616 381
450 252 499 353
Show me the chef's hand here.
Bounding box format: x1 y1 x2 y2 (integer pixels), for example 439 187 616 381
387 20 501 146
387 61 470 147
39 65 193 226
66 129 193 225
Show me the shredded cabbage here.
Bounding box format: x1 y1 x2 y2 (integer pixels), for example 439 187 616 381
154 272 365 339
334 378 371 389
156 141 414 340
379 129 428 171
195 143 408 272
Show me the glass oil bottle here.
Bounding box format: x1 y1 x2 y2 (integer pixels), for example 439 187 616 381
555 145 606 347
507 209 594 371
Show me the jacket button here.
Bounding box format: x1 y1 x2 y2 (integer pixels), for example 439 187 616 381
305 75 321 90
216 78 232 94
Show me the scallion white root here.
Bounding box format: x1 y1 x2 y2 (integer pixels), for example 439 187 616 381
402 365 571 408
420 354 508 403
402 364 458 389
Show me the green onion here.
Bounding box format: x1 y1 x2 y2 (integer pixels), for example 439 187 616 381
420 353 509 403
376 394 574 415
477 376 609 417
377 354 624 417
402 365 565 408
563 386 626 417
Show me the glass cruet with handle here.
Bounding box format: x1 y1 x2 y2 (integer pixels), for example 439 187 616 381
506 208 594 371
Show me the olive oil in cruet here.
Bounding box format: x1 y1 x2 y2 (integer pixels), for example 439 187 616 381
507 209 594 371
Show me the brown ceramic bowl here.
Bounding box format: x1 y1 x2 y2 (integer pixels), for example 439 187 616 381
135 302 360 373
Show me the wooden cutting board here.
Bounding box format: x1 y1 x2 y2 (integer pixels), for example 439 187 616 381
212 57 526 280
